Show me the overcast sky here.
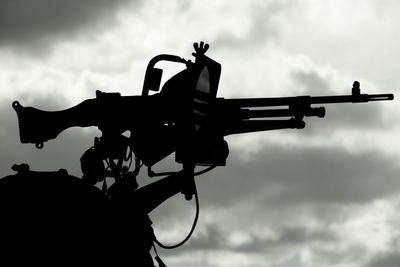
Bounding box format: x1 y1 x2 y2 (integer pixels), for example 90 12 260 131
1 1 399 267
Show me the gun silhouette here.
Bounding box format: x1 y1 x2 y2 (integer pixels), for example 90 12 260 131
12 44 393 169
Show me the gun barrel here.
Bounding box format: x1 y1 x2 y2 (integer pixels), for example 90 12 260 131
220 93 394 107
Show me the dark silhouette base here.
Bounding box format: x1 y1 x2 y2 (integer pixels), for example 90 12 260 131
0 169 156 266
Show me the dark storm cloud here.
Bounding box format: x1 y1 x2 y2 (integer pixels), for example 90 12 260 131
0 0 138 52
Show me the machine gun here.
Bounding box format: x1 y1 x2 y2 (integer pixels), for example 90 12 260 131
12 42 393 173
6 42 395 265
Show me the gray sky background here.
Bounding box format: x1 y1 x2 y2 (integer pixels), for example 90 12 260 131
1 1 399 266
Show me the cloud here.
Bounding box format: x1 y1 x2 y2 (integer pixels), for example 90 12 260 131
291 69 332 95
307 244 368 267
0 0 139 53
212 1 300 50
190 225 338 253
184 224 225 251
195 145 400 209
161 222 344 267
364 251 400 267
